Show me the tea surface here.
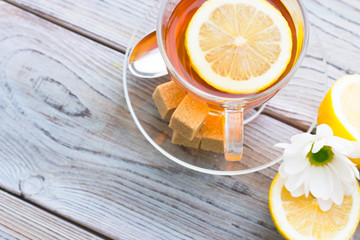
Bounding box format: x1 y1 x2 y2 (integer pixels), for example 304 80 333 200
165 0 298 98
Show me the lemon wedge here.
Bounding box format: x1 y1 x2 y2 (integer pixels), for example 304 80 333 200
269 174 360 240
185 0 293 94
317 74 360 166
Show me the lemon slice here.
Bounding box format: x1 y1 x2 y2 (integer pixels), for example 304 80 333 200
269 174 360 240
185 0 293 94
317 74 360 166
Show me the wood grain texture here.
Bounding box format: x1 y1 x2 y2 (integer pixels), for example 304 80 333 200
8 0 360 77
6 0 360 130
6 0 360 72
0 190 102 239
0 1 316 239
304 0 360 78
4 0 160 52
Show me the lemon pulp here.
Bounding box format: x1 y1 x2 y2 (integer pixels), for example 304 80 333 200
185 0 293 94
269 174 360 240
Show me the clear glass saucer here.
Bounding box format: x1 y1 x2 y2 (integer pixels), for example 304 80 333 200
122 1 329 175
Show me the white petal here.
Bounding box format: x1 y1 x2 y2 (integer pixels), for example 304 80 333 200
352 165 359 180
328 163 344 205
332 154 355 184
343 181 356 196
278 163 288 178
333 150 359 179
345 158 360 179
304 174 310 197
284 176 297 192
285 169 308 192
308 166 324 198
291 133 316 144
283 144 305 160
284 156 305 163
312 140 325 153
283 158 309 175
345 141 360 158
309 166 332 199
302 142 313 158
321 167 333 200
350 141 360 157
316 124 333 139
290 185 305 197
317 198 333 212
327 136 350 154
328 137 360 158
274 143 289 149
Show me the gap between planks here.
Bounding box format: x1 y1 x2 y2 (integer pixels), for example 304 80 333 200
1 1 119 238
3 0 126 54
0 186 111 240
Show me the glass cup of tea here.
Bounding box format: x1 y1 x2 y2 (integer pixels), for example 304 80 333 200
157 0 309 161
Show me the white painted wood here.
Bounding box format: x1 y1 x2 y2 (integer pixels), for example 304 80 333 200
0 190 102 239
4 0 161 52
6 0 359 79
0 2 301 239
0 0 359 239
6 0 359 130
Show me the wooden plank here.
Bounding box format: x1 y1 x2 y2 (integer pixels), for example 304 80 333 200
6 0 360 76
0 2 319 239
6 0 360 130
304 0 360 76
4 0 160 53
0 190 102 239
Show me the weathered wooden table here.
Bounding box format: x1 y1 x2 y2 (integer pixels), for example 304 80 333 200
1 0 359 239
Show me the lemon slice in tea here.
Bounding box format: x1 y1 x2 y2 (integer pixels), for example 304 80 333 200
185 0 293 94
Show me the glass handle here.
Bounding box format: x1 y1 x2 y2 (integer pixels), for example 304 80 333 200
224 108 244 161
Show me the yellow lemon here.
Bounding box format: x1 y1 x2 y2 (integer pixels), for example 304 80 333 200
317 74 360 166
269 174 360 240
185 0 293 94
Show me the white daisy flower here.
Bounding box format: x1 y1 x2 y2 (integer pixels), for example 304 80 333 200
276 124 360 211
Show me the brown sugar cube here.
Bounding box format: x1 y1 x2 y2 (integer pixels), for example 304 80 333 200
200 114 224 153
171 130 202 149
169 95 209 140
152 81 186 119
